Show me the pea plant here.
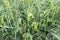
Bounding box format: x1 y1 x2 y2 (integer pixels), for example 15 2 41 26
0 0 60 40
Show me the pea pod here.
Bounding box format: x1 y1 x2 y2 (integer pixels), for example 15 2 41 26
23 33 32 40
23 0 29 3
19 28 23 34
0 15 4 25
32 22 38 31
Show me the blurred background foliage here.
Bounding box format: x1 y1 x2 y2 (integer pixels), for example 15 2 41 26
0 0 60 40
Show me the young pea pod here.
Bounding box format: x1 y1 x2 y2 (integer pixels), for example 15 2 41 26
19 28 23 34
23 33 32 40
0 15 4 25
32 22 38 31
23 0 29 3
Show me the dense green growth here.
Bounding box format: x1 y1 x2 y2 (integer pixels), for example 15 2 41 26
0 0 60 40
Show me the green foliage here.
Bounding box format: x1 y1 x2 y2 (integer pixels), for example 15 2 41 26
0 0 60 40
